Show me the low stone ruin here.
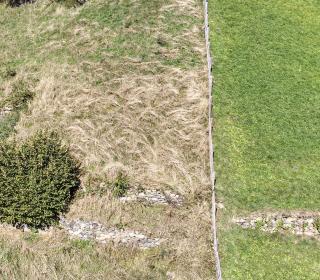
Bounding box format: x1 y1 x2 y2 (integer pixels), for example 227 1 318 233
60 218 161 249
234 212 320 238
119 189 183 206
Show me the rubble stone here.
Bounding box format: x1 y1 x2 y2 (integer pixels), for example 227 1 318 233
120 189 183 206
60 218 161 249
234 213 320 239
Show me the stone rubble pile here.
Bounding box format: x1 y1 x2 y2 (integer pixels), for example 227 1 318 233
60 218 161 249
234 213 320 238
119 189 183 206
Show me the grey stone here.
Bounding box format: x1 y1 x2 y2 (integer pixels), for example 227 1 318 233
234 213 320 239
120 189 183 206
60 218 161 249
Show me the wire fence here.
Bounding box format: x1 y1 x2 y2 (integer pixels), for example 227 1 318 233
203 0 223 279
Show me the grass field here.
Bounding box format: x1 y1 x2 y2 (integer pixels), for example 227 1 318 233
209 0 320 278
0 0 215 279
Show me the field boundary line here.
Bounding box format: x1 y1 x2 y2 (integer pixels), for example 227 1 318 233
203 0 223 279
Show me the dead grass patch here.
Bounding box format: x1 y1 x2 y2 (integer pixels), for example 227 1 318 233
16 65 210 196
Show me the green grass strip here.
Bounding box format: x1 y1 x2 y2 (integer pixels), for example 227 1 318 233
210 0 320 210
210 0 320 278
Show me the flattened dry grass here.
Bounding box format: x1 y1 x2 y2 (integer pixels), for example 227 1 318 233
17 67 210 195
0 0 214 278
0 216 213 279
65 192 214 278
9 0 210 195
0 225 172 279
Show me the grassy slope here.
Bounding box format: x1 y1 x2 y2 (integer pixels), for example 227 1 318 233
209 0 320 279
0 0 214 279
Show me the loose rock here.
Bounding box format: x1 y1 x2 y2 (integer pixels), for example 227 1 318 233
234 212 320 239
0 107 12 119
217 202 225 209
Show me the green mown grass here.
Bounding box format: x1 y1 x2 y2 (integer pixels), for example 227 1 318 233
210 0 320 210
209 0 320 278
0 0 201 77
221 227 320 280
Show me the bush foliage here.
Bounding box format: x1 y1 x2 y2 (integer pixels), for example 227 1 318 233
0 0 33 7
0 131 80 228
111 172 129 198
0 0 86 7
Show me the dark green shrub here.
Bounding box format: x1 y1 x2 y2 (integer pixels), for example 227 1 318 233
0 0 33 7
0 0 85 8
111 172 129 198
0 131 80 228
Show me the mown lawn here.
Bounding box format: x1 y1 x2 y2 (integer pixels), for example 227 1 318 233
209 0 320 278
210 0 320 211
221 227 320 280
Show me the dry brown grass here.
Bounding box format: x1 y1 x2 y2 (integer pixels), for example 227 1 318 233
0 225 171 279
16 65 210 195
0 197 214 279
66 193 214 279
0 0 214 278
